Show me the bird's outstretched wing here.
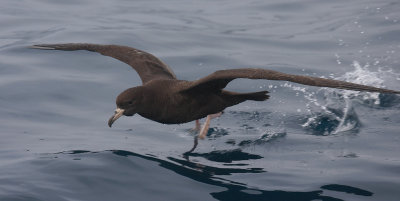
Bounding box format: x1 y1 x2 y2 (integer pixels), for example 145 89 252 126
179 68 400 94
30 43 176 84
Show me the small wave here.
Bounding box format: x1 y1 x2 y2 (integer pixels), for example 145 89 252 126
238 129 286 147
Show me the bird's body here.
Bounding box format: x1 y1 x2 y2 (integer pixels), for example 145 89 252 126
126 79 205 124
30 43 400 153
123 79 268 124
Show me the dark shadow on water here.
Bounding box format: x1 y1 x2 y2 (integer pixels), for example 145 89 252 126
321 184 373 196
378 93 400 108
168 157 264 176
62 150 373 201
113 149 264 176
182 148 263 163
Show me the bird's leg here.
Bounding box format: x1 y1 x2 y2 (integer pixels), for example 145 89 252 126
188 120 201 132
194 119 201 131
185 112 223 154
198 112 222 139
184 120 202 154
184 135 199 155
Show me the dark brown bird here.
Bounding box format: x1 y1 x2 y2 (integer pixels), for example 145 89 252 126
31 43 400 152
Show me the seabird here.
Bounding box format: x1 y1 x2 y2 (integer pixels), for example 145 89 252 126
31 43 400 153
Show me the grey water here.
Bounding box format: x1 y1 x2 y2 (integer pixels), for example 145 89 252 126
1 0 400 200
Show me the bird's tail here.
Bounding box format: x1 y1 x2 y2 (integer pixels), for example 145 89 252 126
238 91 270 101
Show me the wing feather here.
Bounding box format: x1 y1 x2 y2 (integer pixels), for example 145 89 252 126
180 68 400 94
31 43 176 84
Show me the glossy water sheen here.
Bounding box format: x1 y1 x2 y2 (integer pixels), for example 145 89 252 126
1 0 400 200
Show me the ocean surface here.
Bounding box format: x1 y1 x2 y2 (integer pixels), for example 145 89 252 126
1 0 400 200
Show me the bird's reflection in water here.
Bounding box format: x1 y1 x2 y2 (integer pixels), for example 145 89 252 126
56 150 374 201
111 150 373 201
183 149 263 163
178 149 265 176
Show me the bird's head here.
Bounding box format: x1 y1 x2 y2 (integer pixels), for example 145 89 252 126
108 87 142 127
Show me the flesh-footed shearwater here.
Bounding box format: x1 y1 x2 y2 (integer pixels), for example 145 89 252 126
31 43 400 153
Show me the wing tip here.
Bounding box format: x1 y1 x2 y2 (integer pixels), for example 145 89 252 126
376 88 400 94
28 44 56 50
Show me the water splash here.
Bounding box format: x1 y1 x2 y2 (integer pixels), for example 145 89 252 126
286 61 397 135
338 61 384 105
